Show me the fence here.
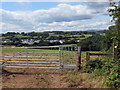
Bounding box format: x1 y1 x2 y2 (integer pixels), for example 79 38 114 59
0 46 78 69
113 42 120 58
86 42 120 61
86 52 112 61
60 46 80 69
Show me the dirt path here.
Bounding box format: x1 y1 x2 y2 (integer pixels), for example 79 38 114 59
3 74 69 88
2 68 101 88
2 69 70 88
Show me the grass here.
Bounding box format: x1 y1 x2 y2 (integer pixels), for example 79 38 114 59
1 48 24 53
72 35 81 37
15 34 23 38
1 47 103 61
1 48 59 53
15 35 31 38
48 33 92 40
33 36 38 38
79 37 86 40
1 47 104 62
0 37 4 39
62 69 107 88
81 51 105 56
83 34 92 37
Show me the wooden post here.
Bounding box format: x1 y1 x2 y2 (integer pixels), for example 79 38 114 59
113 43 118 59
86 52 90 61
76 46 81 71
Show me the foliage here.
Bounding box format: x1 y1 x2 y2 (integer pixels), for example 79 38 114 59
78 34 104 51
84 58 120 88
1 31 97 46
103 26 115 50
83 58 103 73
106 58 120 88
105 1 120 50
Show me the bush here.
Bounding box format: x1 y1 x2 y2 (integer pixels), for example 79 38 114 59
84 58 120 88
84 58 103 73
106 58 120 88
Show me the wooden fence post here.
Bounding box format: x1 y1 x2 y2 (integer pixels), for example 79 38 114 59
86 52 90 61
76 46 81 71
113 43 118 59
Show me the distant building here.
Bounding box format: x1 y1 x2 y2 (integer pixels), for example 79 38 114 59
59 40 64 44
22 39 34 45
1 39 12 43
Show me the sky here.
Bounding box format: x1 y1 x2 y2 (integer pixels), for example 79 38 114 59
0 1 116 33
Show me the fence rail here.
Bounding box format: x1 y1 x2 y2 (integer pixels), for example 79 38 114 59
1 56 59 58
4 64 60 66
1 46 60 48
1 61 60 63
0 59 59 61
3 66 60 69
86 52 112 61
88 53 112 56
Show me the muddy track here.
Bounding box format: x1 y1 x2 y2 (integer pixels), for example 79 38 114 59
2 68 99 88
2 69 70 88
3 74 69 88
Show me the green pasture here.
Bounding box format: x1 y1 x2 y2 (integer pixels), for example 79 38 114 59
1 48 58 53
83 34 92 37
0 37 4 39
1 47 104 55
15 35 31 38
1 47 106 65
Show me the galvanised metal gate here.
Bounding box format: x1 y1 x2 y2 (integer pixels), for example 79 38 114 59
0 46 77 69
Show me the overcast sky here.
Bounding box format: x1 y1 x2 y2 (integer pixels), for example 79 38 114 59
0 1 115 33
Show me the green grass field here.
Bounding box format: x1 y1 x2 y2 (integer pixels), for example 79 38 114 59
1 47 104 65
1 48 59 53
1 47 104 56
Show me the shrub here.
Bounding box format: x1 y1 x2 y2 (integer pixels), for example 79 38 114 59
84 58 103 73
84 58 120 88
106 58 120 88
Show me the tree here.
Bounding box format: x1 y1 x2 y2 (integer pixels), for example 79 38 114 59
105 1 120 50
78 34 104 51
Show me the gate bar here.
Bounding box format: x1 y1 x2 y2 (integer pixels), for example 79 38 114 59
3 66 60 69
0 59 59 61
4 64 60 66
1 61 60 64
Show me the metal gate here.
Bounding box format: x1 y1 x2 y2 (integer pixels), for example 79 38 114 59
0 46 77 69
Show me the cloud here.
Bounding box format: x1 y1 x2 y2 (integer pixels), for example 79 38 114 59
1 4 96 23
86 2 110 15
1 22 26 33
1 0 119 2
0 3 113 33
32 4 97 23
